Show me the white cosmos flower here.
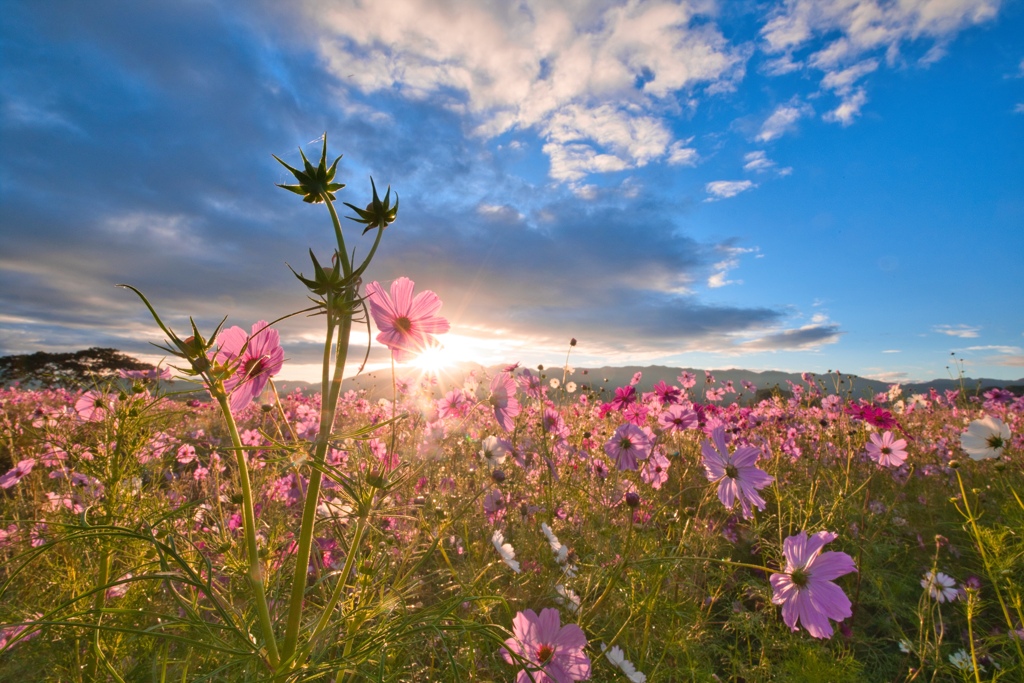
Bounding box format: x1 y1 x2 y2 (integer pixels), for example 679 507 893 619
491 529 520 573
921 570 959 603
566 381 577 393
960 415 1011 460
549 378 560 389
479 436 508 466
540 522 569 564
555 584 580 613
603 644 647 683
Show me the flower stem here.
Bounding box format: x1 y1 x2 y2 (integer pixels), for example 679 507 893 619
280 305 354 662
216 393 280 668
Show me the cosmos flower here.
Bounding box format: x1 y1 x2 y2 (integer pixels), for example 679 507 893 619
921 570 959 602
701 426 773 519
604 423 653 471
657 404 697 432
865 431 908 467
213 320 284 412
769 530 857 638
492 529 520 573
502 608 590 683
489 372 521 432
0 459 36 490
74 390 114 422
603 644 646 683
640 450 670 490
365 277 450 362
541 523 568 564
480 436 510 467
960 415 1010 460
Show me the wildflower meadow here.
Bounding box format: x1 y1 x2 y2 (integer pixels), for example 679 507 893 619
1 138 1021 682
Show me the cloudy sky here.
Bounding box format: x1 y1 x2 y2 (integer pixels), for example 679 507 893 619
2 0 1022 383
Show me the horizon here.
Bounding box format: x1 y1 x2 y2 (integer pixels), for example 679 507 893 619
2 0 1023 384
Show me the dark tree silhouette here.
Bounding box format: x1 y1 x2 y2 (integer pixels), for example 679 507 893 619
0 347 155 388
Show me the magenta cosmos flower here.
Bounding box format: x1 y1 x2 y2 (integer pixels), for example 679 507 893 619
701 426 773 519
502 608 591 683
365 277 449 362
769 530 857 638
865 431 908 467
489 371 521 432
604 423 653 471
213 320 284 413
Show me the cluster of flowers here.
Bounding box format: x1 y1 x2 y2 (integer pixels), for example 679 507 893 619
1 275 1019 679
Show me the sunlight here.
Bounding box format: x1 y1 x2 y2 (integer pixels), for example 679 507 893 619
410 342 452 375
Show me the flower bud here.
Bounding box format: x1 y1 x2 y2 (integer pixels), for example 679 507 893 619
625 492 640 508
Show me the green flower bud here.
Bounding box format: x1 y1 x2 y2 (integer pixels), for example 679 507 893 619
273 134 345 204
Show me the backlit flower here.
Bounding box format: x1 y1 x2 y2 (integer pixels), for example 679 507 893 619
603 644 646 683
365 277 449 362
502 608 590 683
213 320 284 412
604 423 652 471
770 530 857 638
865 431 908 467
960 415 1010 460
489 372 521 432
492 529 520 573
701 426 773 519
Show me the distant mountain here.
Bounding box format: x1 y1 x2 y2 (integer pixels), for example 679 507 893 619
5 348 1018 404
258 363 1023 404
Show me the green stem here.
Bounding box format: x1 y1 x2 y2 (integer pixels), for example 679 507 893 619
87 546 111 680
293 515 369 668
281 308 354 661
324 195 352 276
216 393 280 668
955 472 1024 667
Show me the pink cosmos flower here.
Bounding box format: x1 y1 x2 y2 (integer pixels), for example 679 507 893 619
604 423 652 471
502 608 591 683
213 320 284 413
489 372 521 432
769 530 857 638
74 390 114 422
0 459 36 490
865 431 908 467
365 277 450 362
640 450 670 489
701 426 773 519
657 404 697 432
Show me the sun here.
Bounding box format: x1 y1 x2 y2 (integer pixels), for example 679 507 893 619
410 342 453 375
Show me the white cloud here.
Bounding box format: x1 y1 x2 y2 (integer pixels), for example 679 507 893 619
707 245 758 287
1014 103 1024 114
666 139 699 166
705 180 755 200
757 101 812 141
933 324 981 338
823 87 868 125
311 0 744 183
963 345 1023 354
743 150 792 175
760 0 1000 128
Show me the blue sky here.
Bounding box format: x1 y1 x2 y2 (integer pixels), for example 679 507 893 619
2 0 1022 383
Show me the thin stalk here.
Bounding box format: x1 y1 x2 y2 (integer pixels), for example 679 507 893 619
216 393 280 668
281 309 354 661
293 515 369 667
87 547 111 680
955 472 1024 666
324 196 352 276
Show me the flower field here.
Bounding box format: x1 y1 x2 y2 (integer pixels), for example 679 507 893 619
0 369 1021 681
1 137 1021 681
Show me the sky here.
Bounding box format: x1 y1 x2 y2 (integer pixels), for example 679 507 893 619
2 0 1023 385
